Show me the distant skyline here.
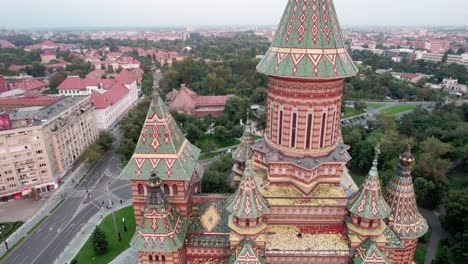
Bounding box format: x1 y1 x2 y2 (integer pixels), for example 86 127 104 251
0 0 467 29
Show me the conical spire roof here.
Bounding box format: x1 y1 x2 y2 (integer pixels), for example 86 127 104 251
119 95 203 181
348 145 391 219
226 161 269 219
229 238 265 264
384 146 428 238
257 0 357 78
352 238 390 264
232 132 254 163
131 171 189 252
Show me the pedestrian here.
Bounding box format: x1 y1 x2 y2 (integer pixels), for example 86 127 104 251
120 199 123 205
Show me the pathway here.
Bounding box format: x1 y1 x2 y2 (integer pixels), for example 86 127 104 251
419 208 448 264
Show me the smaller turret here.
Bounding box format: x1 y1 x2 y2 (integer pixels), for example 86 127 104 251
232 132 254 187
227 161 269 248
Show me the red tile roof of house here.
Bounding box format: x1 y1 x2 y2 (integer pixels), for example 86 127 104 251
57 76 117 90
399 73 420 80
0 39 15 48
195 95 228 107
41 51 55 56
115 69 136 84
8 65 30 71
13 79 47 91
91 84 130 109
86 69 106 79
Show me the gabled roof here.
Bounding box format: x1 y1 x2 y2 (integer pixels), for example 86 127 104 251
195 95 228 107
232 132 254 163
347 145 391 219
118 96 202 181
91 84 129 109
57 76 117 90
229 238 265 264
352 238 390 264
384 147 428 238
257 0 357 78
226 161 269 219
115 69 136 84
131 175 188 252
13 79 47 91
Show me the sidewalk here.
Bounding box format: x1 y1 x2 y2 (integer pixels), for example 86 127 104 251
54 200 132 264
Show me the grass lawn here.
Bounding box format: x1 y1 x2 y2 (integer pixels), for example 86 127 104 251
73 206 136 264
367 103 387 109
380 105 417 115
349 170 366 186
447 165 468 189
252 135 263 141
342 107 365 118
199 152 219 161
414 225 432 264
0 221 23 243
195 135 240 153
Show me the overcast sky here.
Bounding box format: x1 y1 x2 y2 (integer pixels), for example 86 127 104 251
0 0 467 29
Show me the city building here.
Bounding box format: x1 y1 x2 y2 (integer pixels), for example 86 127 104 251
0 39 15 48
424 39 449 53
118 1 428 263
58 69 139 130
165 84 229 117
0 96 98 200
40 51 57 64
1 74 48 96
442 78 467 94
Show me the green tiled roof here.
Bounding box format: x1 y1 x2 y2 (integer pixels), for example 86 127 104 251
382 226 405 249
226 161 269 219
384 148 428 239
118 96 202 181
131 176 188 252
229 238 265 264
352 238 390 264
347 146 391 219
232 132 254 163
257 0 357 78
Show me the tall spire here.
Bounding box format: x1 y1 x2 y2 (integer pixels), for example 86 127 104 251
384 146 428 238
347 144 391 219
131 171 189 252
226 161 269 219
257 0 357 78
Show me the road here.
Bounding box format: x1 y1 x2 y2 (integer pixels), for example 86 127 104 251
0 130 132 264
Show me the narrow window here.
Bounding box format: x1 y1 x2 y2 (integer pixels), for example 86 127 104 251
269 107 274 140
137 184 144 195
306 114 312 149
172 184 178 196
163 184 170 195
291 113 297 147
162 256 166 262
149 255 153 261
278 110 283 145
320 112 326 148
156 256 159 261
246 219 250 227
331 110 336 144
357 217 362 225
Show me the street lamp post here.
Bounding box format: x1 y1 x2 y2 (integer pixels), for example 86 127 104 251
122 217 127 232
107 183 120 241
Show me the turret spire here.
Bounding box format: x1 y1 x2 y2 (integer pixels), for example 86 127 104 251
384 147 428 238
257 0 357 78
347 144 391 219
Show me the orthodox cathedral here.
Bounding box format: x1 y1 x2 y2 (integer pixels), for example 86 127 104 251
118 0 428 263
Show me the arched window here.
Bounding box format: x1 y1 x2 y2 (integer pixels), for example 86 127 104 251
331 110 336 144
357 217 362 225
172 184 178 196
162 256 166 262
156 256 159 261
163 184 170 195
369 219 374 228
290 113 297 147
137 184 144 195
269 107 274 140
306 113 313 149
320 112 327 148
149 255 153 261
278 110 283 145
246 219 250 227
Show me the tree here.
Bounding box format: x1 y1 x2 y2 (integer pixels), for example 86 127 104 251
92 227 108 255
96 131 114 151
82 144 104 165
214 126 229 142
414 177 436 208
201 154 234 193
185 123 204 143
199 141 218 153
48 72 67 92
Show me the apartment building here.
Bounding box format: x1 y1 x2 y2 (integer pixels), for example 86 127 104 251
0 96 98 200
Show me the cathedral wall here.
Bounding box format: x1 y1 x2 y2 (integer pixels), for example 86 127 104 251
266 255 349 264
265 77 343 158
267 205 348 224
388 238 418 264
